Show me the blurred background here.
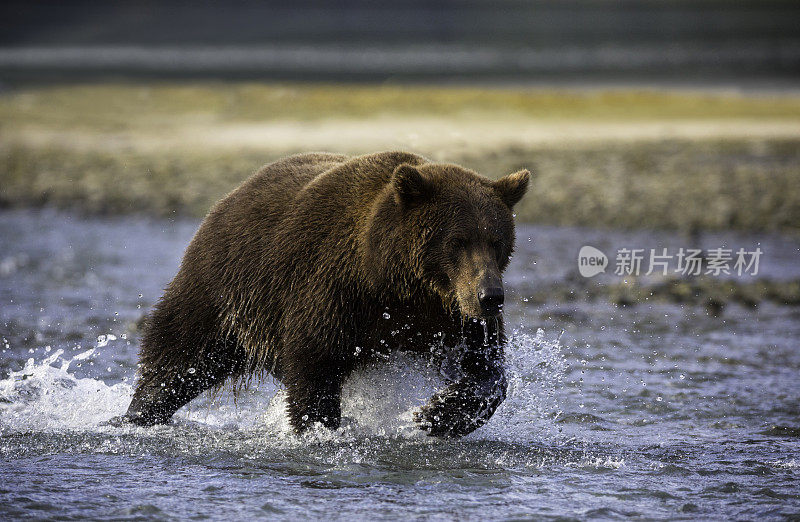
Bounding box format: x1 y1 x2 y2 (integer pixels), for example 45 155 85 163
1 0 799 229
2 0 800 84
1 0 799 304
2 0 799 228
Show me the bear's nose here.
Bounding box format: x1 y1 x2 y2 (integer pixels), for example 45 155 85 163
478 286 504 315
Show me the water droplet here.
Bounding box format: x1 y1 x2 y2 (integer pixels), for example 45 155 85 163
656 396 663 402
187 367 196 374
96 334 117 348
383 312 391 319
679 374 686 380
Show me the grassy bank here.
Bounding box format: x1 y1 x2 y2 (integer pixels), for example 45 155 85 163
2 139 799 231
2 83 799 231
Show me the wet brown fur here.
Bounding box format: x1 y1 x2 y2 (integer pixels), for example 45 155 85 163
122 151 529 436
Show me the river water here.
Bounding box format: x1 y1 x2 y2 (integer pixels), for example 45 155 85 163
1 209 799 520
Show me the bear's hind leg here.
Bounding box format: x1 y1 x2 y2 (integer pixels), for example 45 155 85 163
121 336 243 426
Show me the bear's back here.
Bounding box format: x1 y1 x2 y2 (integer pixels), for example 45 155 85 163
199 153 349 243
232 152 350 217
230 151 427 226
176 153 349 293
178 151 426 296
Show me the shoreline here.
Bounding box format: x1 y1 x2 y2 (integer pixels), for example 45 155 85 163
2 83 799 232
4 138 798 232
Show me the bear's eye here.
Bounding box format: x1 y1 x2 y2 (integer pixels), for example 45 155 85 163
448 238 466 263
449 238 466 250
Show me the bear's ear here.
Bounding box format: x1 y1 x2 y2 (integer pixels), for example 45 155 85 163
494 169 531 208
393 164 433 206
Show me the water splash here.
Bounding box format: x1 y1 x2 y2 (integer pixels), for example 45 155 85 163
0 348 131 431
248 328 566 442
768 459 799 469
0 329 566 442
481 328 566 442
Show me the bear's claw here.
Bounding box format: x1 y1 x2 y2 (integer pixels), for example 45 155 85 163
104 414 160 427
414 378 506 437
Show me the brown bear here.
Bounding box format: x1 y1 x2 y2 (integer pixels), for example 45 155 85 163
118 151 530 437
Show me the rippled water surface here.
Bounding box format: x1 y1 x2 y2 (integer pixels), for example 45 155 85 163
1 209 799 520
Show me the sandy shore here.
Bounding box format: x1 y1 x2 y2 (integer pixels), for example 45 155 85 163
7 118 800 158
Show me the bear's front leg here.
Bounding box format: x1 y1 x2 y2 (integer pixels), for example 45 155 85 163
414 365 507 438
285 367 344 433
415 322 508 437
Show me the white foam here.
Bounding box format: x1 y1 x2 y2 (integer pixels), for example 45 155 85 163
576 456 626 469
0 348 132 431
769 459 799 469
177 354 443 441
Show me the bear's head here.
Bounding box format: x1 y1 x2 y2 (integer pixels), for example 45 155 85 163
377 162 530 320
